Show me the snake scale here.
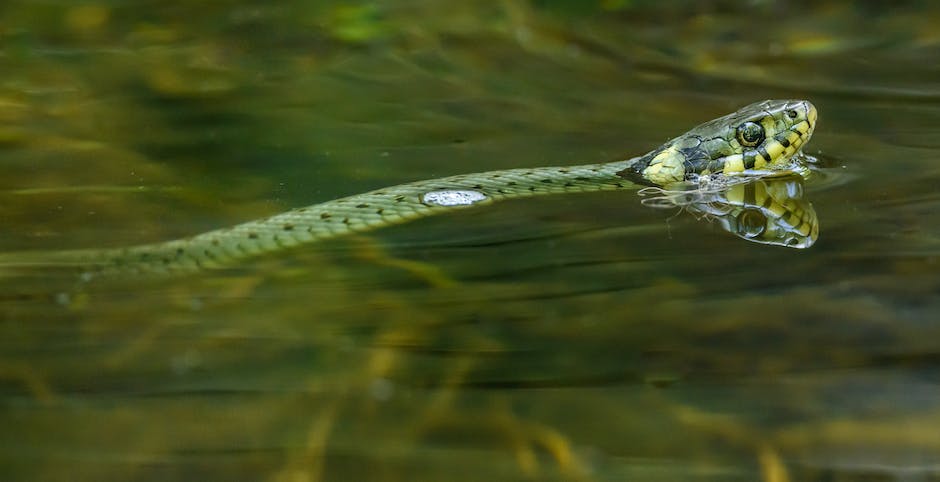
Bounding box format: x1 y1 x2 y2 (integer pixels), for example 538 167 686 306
3 99 817 277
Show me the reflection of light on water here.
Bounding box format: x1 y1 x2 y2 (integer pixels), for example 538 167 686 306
638 174 819 248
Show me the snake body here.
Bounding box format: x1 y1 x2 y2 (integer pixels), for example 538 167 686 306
4 99 817 277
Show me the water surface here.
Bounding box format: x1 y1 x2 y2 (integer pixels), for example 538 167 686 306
2 1 940 481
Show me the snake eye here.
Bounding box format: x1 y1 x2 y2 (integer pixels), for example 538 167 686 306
785 109 799 119
736 122 765 147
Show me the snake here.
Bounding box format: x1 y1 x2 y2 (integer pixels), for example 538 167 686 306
3 99 818 278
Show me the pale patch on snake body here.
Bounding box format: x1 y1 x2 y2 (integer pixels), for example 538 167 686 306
420 190 489 207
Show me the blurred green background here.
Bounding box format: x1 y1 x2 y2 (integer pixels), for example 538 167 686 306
2 1 940 481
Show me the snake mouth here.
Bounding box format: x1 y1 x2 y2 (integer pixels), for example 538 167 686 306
788 100 817 151
806 101 818 132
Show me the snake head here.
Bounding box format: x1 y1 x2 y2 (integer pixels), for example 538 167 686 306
619 99 817 188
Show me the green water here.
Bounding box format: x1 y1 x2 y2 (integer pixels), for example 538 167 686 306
3 1 940 481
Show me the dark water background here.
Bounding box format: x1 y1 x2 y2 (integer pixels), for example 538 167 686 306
2 1 940 480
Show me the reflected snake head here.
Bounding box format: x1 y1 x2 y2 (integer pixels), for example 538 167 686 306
641 175 819 248
704 176 818 248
